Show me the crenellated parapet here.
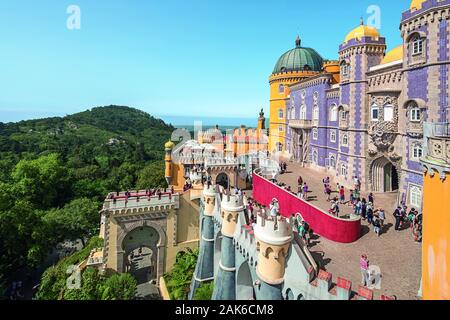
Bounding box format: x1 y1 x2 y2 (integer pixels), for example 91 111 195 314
220 194 245 237
203 184 218 216
254 213 293 285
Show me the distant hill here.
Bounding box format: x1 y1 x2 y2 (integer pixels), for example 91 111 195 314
0 105 174 165
0 105 175 195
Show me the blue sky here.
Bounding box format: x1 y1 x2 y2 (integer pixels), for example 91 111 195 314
0 0 409 124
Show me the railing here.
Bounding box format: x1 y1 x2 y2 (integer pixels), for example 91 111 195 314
252 169 361 243
433 122 450 137
289 119 312 129
103 193 180 210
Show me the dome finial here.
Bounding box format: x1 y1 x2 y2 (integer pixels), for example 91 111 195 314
360 17 364 25
295 35 301 48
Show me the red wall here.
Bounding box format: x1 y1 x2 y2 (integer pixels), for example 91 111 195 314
252 173 361 243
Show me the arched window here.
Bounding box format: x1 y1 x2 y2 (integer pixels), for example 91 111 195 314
278 108 284 119
313 106 319 120
340 163 348 176
330 104 338 121
300 105 306 120
342 133 349 146
312 149 318 164
312 128 318 140
412 144 423 159
329 154 336 168
384 104 394 122
409 185 422 208
371 103 379 121
330 130 337 143
279 84 285 93
410 103 421 122
412 36 424 55
341 111 347 120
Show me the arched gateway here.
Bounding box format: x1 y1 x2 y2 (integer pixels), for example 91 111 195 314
371 157 399 192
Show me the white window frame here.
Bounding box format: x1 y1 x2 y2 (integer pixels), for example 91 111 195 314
312 149 318 164
409 185 422 208
342 133 349 146
412 36 424 56
279 84 285 94
313 106 319 120
329 154 336 168
340 163 348 176
341 111 347 120
330 130 337 143
383 104 394 122
300 105 306 120
371 103 379 121
412 144 423 160
312 128 318 140
410 107 421 122
330 104 338 121
278 108 284 119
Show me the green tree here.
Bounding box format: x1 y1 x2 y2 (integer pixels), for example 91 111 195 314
43 198 100 247
12 153 72 209
193 282 214 300
99 273 137 300
136 161 167 189
164 249 198 300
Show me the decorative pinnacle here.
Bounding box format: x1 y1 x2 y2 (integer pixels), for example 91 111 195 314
295 35 301 48
360 17 364 25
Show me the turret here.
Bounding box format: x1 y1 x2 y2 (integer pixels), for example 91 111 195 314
188 184 218 299
212 194 245 300
203 184 217 216
253 212 293 299
164 140 175 185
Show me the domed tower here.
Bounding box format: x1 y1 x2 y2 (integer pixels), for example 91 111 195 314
212 194 245 300
269 36 324 153
253 213 293 300
189 184 217 299
338 19 386 189
164 140 175 185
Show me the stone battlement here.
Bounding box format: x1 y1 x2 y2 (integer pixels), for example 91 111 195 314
220 194 244 212
254 212 293 246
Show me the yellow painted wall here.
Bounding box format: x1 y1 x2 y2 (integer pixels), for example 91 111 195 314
269 71 320 152
422 172 450 300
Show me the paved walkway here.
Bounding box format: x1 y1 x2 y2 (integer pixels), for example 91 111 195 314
277 162 422 300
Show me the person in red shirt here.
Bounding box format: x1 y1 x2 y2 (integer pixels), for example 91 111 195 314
339 186 345 204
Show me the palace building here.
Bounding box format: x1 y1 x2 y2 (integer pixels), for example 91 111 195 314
269 0 450 209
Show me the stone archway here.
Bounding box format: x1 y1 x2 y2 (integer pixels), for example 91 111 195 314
117 220 166 283
236 261 255 300
216 172 229 189
371 157 399 192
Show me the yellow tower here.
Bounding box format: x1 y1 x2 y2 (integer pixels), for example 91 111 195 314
164 140 175 185
421 123 450 300
253 213 293 285
269 36 324 153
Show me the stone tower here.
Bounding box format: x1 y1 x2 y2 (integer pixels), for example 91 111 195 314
253 213 293 300
164 140 175 185
212 194 245 300
338 19 386 190
188 184 217 299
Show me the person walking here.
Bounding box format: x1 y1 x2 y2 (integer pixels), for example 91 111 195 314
339 186 345 204
302 183 309 201
360 254 370 286
377 208 385 228
326 185 332 201
373 217 382 237
361 198 367 220
394 206 402 231
298 176 303 190
368 193 375 206
367 202 374 224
